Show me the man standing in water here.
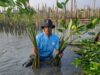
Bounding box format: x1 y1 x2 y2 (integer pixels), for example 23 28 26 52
23 19 63 67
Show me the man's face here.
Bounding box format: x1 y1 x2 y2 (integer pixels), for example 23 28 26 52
44 26 52 36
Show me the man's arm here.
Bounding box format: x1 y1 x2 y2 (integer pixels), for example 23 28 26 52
54 37 63 57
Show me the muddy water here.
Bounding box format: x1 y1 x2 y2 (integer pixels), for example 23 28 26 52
0 32 81 75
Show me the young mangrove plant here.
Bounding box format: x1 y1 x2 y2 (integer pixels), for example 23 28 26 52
54 0 100 66
73 39 100 75
27 23 40 68
54 17 100 66
0 0 40 68
16 0 40 68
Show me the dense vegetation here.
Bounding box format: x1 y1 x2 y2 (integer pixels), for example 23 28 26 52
0 0 100 74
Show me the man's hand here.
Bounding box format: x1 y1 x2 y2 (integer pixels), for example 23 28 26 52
32 47 39 55
59 53 63 58
32 47 36 55
55 50 63 58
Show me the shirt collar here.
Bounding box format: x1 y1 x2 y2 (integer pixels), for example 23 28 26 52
43 32 53 39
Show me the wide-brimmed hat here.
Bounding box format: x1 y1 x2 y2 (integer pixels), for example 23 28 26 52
41 19 55 29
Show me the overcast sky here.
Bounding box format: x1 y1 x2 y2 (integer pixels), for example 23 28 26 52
29 0 100 9
0 0 99 11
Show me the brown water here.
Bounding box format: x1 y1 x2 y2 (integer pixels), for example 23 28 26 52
0 32 81 75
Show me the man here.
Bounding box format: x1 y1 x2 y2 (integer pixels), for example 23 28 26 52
23 19 62 67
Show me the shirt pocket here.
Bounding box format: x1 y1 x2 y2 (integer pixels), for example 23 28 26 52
40 39 47 51
49 41 56 50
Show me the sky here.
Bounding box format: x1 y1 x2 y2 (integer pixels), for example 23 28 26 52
29 0 100 9
0 0 100 11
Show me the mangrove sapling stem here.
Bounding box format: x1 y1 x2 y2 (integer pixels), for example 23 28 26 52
27 20 40 68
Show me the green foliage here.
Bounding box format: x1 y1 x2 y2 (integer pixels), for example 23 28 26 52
74 39 100 75
57 19 68 33
86 18 100 29
27 23 37 46
0 0 39 68
16 0 36 15
0 0 15 16
27 23 40 68
57 0 69 9
57 2 64 9
56 1 100 66
0 0 15 7
65 0 69 5
55 17 100 66
0 0 36 16
57 28 64 32
16 0 39 68
17 0 29 6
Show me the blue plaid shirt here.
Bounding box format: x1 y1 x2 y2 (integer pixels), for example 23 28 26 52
36 32 59 61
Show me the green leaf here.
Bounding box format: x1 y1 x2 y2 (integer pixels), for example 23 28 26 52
92 18 98 24
61 0 69 6
60 19 68 29
16 1 23 8
17 0 29 5
57 0 69 9
0 0 15 7
6 7 13 16
57 28 64 32
68 19 73 30
65 0 69 4
0 1 7 7
86 23 94 29
57 1 63 9
71 25 77 31
7 0 15 6
74 58 81 68
90 62 100 70
86 18 100 29
73 19 80 26
97 42 100 45
61 2 65 6
76 25 86 33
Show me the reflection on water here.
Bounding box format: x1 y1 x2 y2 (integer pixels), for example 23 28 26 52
32 66 63 75
0 32 81 75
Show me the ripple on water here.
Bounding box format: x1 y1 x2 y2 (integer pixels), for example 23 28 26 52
0 33 81 75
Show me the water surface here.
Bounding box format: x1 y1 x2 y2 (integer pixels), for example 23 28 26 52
0 32 84 75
